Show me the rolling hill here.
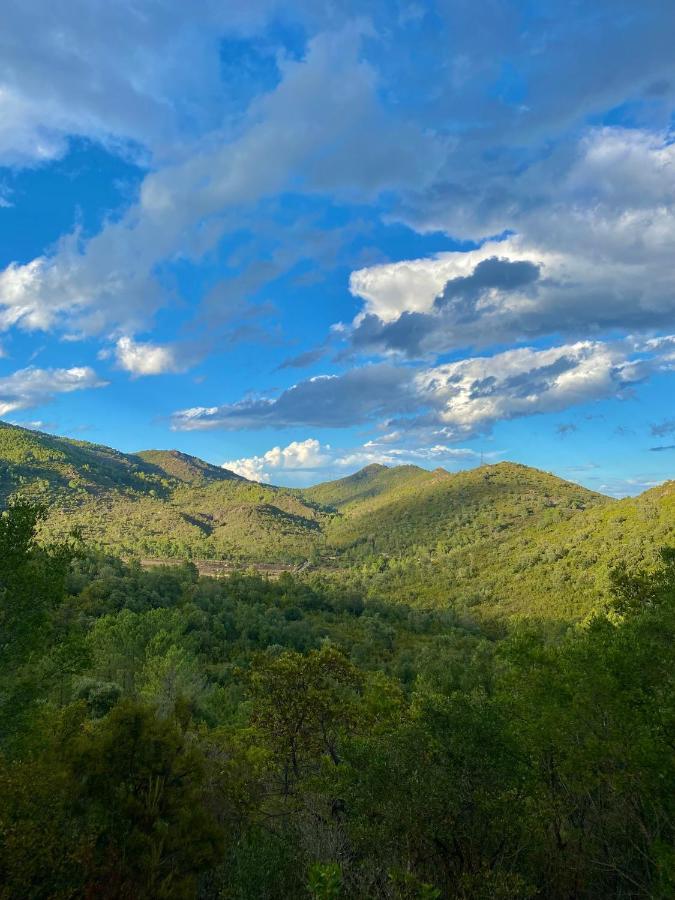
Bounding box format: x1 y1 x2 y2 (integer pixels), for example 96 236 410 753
0 422 325 562
0 421 673 618
307 460 606 558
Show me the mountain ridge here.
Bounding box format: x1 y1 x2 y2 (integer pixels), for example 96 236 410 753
1 420 673 619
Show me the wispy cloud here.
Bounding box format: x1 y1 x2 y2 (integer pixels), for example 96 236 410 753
650 418 675 437
0 366 107 416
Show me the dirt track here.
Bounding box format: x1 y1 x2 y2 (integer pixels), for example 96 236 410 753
138 557 308 579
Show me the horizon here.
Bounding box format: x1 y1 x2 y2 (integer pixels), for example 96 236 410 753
1 416 656 498
2 2 675 499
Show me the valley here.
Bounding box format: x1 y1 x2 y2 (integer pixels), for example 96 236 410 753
1 420 674 898
1 419 672 621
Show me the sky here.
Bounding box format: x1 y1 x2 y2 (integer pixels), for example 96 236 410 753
1 0 675 495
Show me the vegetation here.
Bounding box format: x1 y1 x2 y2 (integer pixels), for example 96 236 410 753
0 500 673 897
0 423 327 564
1 422 673 620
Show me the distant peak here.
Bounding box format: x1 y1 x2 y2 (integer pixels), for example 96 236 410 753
134 448 243 483
359 463 388 475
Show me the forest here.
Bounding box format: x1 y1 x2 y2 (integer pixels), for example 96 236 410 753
1 499 673 899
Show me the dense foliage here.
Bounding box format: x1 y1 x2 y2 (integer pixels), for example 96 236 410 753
1 501 673 898
5 421 675 622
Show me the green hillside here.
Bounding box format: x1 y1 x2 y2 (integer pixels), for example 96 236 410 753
1 421 673 619
311 461 606 558
341 477 675 620
135 449 242 485
304 462 432 510
0 421 168 501
0 423 326 563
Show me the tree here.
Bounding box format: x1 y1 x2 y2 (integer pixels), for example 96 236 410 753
68 700 224 898
249 645 363 791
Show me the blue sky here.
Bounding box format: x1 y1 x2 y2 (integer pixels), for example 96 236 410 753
1 0 674 495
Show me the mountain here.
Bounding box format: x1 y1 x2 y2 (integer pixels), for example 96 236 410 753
308 460 606 558
304 463 432 510
1 421 673 619
0 422 325 562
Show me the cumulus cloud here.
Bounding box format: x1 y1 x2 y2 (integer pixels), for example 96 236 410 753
173 337 673 439
412 340 651 438
222 437 329 481
112 336 189 376
0 365 107 416
350 129 675 357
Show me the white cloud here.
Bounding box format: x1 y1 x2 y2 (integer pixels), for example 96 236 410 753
223 437 328 481
7 419 56 432
350 240 548 324
0 365 107 416
113 336 185 376
414 340 647 437
330 443 480 471
221 435 483 484
350 129 675 356
172 336 674 440
587 475 667 499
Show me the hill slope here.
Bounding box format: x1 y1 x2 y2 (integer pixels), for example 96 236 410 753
0 421 172 502
0 423 325 562
304 463 432 510
1 421 673 619
339 473 675 620
309 461 607 559
135 449 242 485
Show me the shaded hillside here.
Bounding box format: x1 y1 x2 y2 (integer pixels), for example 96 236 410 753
0 421 169 502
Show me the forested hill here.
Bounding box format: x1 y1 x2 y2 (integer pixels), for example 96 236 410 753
0 421 242 500
134 449 243 485
1 420 673 619
0 421 325 561
307 460 607 557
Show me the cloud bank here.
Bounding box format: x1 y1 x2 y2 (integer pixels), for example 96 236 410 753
349 129 675 358
172 336 673 441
